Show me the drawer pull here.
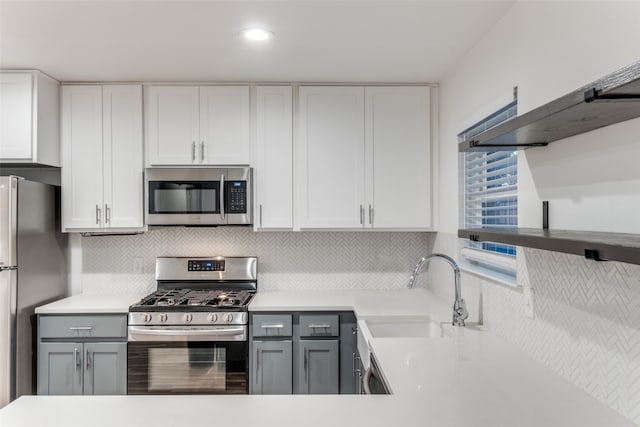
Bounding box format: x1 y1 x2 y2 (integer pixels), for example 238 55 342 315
308 324 331 329
260 324 284 329
69 326 93 331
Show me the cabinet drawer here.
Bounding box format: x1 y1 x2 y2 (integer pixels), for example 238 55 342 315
39 315 127 339
252 314 292 337
299 314 339 337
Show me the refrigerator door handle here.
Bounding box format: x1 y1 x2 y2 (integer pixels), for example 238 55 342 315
0 176 18 268
0 269 17 407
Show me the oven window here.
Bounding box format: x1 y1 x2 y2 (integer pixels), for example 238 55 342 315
128 342 247 394
149 346 226 392
149 181 219 214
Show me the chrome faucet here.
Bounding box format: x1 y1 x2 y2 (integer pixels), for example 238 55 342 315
407 253 469 327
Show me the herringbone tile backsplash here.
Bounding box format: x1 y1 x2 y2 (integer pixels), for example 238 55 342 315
81 227 434 294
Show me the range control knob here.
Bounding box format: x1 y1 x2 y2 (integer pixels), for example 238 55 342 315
183 314 193 323
223 313 234 323
143 313 152 323
159 314 168 323
207 313 218 323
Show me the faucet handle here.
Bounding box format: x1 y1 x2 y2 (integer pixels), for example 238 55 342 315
453 298 469 327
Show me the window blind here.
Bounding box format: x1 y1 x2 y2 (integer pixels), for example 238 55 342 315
459 100 518 264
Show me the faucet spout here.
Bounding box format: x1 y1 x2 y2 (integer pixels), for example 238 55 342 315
407 253 468 327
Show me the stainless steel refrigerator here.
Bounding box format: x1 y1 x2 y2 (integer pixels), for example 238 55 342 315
0 176 67 408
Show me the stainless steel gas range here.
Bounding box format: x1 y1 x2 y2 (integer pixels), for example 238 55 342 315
127 256 256 395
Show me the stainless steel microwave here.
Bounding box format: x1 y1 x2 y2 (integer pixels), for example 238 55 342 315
145 167 252 226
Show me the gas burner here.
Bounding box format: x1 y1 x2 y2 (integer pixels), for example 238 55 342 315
130 289 254 312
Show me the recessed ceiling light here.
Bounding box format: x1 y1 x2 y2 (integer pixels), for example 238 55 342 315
241 28 273 41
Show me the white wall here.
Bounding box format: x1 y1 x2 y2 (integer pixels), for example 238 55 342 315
432 1 640 423
441 0 640 235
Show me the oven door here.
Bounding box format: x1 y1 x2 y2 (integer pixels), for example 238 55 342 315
127 326 248 394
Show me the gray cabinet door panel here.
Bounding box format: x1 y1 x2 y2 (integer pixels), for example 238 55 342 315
84 342 127 395
37 342 83 395
296 340 339 394
253 340 292 394
339 314 358 394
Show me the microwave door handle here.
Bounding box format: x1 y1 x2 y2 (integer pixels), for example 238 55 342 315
220 174 225 221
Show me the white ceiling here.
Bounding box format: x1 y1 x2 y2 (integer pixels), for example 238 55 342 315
0 0 516 83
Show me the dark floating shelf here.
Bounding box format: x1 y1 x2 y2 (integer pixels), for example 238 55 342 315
458 228 640 265
459 61 640 152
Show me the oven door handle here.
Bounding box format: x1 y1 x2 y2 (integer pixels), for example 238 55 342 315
128 326 246 342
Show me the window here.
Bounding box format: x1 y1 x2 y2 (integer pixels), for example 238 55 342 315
459 100 518 277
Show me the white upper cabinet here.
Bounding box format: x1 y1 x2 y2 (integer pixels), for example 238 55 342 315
297 87 366 229
200 86 250 164
62 85 144 232
61 86 104 230
254 86 293 229
146 86 199 165
0 71 60 166
365 87 431 229
102 85 144 229
146 86 250 166
296 86 432 230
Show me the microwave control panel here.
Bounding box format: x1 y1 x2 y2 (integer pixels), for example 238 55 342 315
226 181 247 213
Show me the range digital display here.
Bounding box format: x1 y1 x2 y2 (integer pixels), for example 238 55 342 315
188 260 225 271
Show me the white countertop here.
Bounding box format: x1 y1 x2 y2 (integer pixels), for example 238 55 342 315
3 289 635 427
34 293 145 314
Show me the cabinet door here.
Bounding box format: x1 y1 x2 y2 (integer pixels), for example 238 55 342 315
365 87 431 229
61 85 104 229
339 315 358 394
147 86 199 165
199 86 250 165
252 340 292 394
295 340 339 394
83 343 127 395
0 73 33 160
102 85 144 229
255 86 293 228
297 87 365 228
37 342 83 395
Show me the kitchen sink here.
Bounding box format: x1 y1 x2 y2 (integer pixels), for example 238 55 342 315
364 318 449 339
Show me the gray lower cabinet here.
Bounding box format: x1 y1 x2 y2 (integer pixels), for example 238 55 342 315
38 342 126 395
295 339 339 394
37 314 127 395
83 343 127 395
38 342 83 395
249 311 358 395
252 340 293 394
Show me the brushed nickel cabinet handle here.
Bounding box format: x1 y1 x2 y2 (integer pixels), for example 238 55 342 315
200 141 205 162
191 141 196 162
308 324 331 329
